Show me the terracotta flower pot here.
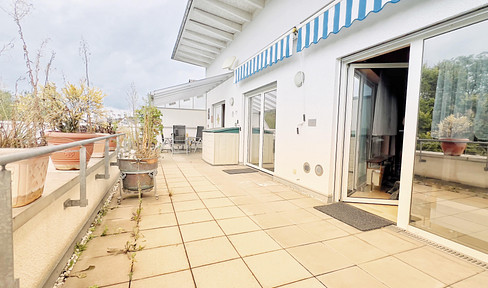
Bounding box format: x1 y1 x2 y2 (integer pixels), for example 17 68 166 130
109 136 117 151
0 148 50 207
440 138 469 156
46 131 97 170
92 133 109 158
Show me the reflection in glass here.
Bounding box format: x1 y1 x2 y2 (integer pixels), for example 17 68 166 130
248 96 261 166
263 91 277 172
410 20 488 253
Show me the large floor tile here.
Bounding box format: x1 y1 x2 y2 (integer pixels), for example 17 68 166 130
176 208 213 225
130 270 195 288
82 233 132 259
172 200 206 212
451 271 488 288
325 235 388 264
279 277 327 287
179 221 224 242
138 226 182 248
297 220 349 241
266 225 322 248
395 246 483 285
217 216 261 235
185 236 240 267
355 229 419 254
250 212 295 229
132 245 190 280
244 250 312 288
317 266 389 288
228 230 282 257
287 242 354 275
208 206 246 219
192 259 261 288
202 197 235 208
139 213 177 230
359 256 445 288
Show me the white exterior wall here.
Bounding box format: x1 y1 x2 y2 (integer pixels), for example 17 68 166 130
205 0 488 197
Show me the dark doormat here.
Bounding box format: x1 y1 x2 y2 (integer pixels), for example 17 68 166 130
314 202 394 231
223 168 258 175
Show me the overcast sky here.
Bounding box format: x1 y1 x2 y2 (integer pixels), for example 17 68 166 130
0 0 204 110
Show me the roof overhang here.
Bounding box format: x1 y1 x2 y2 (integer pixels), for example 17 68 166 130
172 0 265 67
150 72 233 106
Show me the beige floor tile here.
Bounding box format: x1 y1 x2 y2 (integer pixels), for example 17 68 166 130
325 235 388 264
176 209 213 225
63 254 131 287
139 213 177 230
250 212 295 229
192 259 261 288
274 190 305 200
130 270 195 288
287 242 354 275
197 191 226 199
317 266 389 288
244 250 312 288
83 233 132 258
168 186 195 194
202 197 235 208
208 206 246 219
356 229 419 254
266 225 322 248
359 256 445 288
307 208 333 220
229 195 259 205
278 277 327 288
289 198 325 208
104 206 136 220
139 226 182 249
172 199 206 212
395 246 482 285
239 203 269 215
217 216 261 235
185 236 240 267
140 203 173 216
297 221 349 241
93 218 136 236
179 221 224 242
326 218 362 234
279 209 322 224
451 271 488 288
132 245 190 280
269 200 304 212
171 192 200 202
228 230 282 257
192 185 219 192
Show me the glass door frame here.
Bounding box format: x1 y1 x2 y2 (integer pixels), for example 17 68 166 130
244 87 277 174
340 63 408 205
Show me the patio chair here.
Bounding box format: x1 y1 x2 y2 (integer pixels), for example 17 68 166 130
190 126 204 152
172 125 188 154
161 133 172 152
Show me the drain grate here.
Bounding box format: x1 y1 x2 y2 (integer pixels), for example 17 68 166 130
384 226 488 269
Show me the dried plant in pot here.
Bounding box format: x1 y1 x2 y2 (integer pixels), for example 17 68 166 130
435 114 473 156
0 92 49 207
118 104 163 193
92 120 119 157
42 82 106 170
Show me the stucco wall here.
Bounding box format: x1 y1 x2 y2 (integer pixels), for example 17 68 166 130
205 0 488 196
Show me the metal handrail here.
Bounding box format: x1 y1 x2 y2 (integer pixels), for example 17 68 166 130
0 133 123 288
416 138 488 171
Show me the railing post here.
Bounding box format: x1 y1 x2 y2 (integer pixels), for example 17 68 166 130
64 146 88 208
96 140 111 179
0 166 20 288
485 143 488 172
419 140 426 162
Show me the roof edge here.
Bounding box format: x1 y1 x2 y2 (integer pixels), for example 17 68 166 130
171 0 194 60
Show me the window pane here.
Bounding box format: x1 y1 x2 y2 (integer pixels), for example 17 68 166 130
410 20 488 253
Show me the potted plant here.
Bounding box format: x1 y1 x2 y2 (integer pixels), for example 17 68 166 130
0 92 50 207
92 119 119 157
42 82 106 170
118 103 163 193
435 114 472 156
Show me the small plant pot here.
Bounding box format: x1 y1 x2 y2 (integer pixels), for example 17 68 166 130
0 148 50 207
108 137 117 151
118 157 158 192
440 138 469 156
46 131 97 170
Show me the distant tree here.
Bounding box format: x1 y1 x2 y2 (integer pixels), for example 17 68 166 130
0 90 13 120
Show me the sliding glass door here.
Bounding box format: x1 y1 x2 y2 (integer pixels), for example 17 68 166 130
246 89 277 173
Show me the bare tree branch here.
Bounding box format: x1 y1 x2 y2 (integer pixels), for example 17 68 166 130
44 50 55 86
0 40 14 57
79 37 91 87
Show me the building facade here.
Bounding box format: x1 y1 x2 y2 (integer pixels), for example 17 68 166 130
171 0 488 262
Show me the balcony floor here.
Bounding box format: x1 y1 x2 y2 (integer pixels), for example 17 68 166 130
63 153 487 288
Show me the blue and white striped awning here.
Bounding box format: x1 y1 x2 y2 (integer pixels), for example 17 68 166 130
297 0 401 52
233 0 401 83
234 30 294 83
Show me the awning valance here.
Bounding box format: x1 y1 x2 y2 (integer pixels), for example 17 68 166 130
234 30 294 83
151 72 233 106
297 0 401 52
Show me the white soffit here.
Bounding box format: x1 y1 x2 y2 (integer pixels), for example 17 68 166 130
172 0 265 67
151 72 233 106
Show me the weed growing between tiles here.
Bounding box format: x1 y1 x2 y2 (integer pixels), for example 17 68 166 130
53 181 119 287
